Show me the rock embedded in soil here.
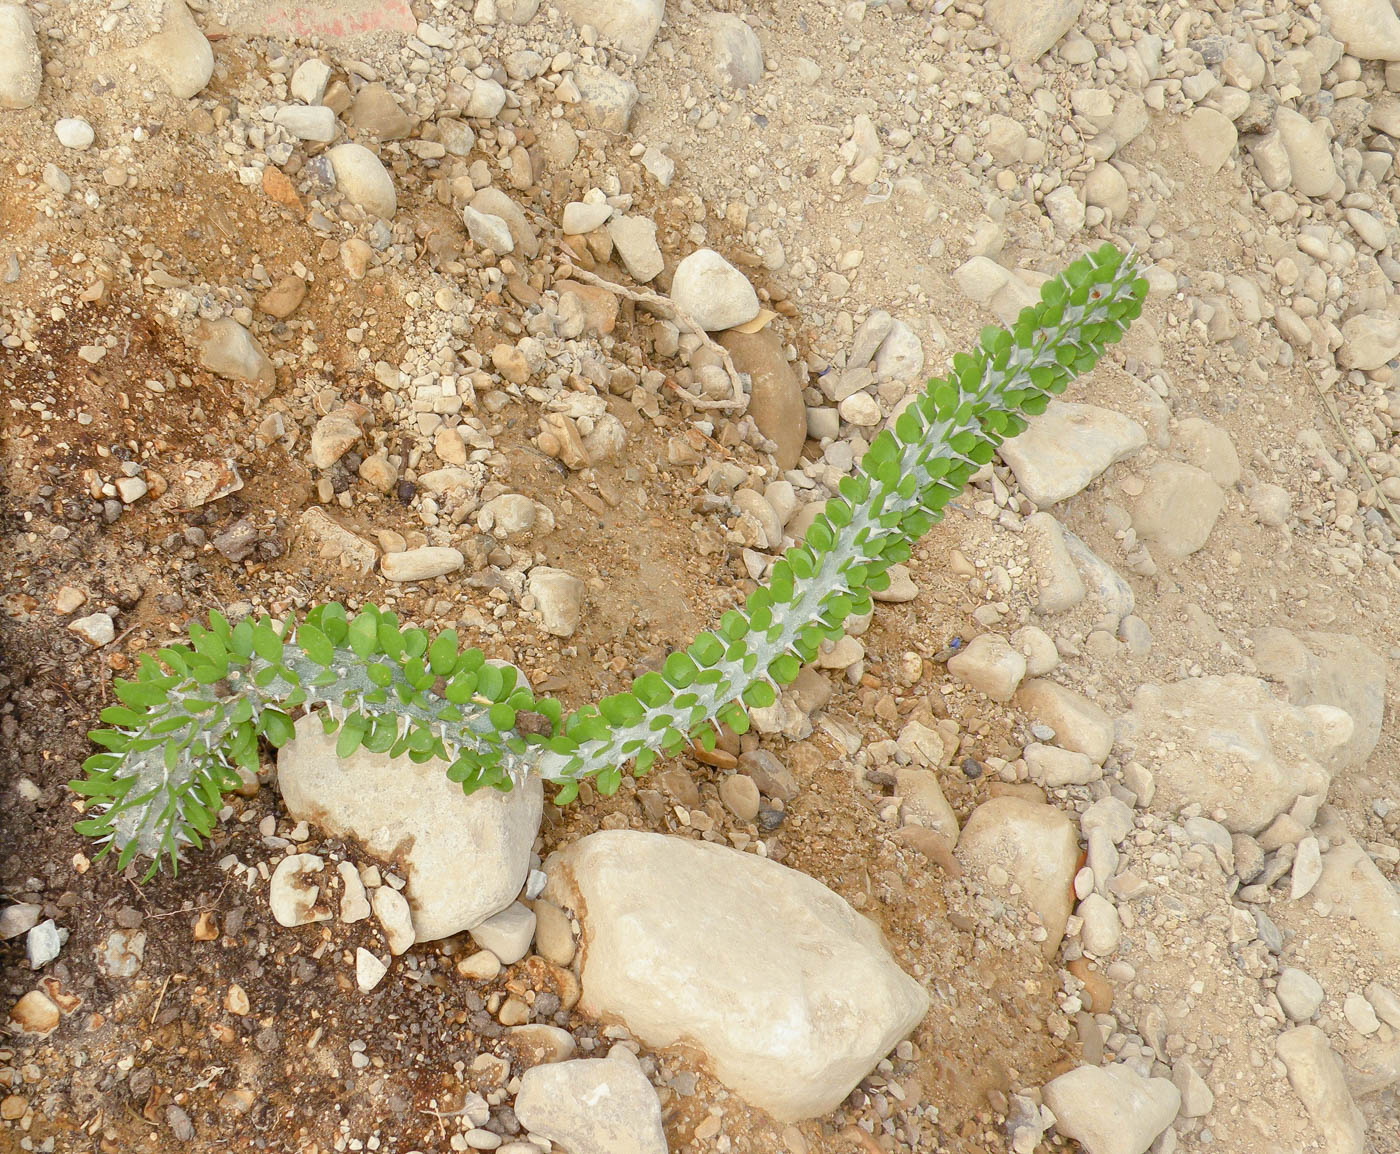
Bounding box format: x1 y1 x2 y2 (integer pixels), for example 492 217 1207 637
0 4 42 109
327 142 397 218
464 206 515 256
526 566 585 636
717 327 806 470
957 796 1078 955
372 886 415 955
946 633 1026 703
68 612 115 648
196 317 276 390
1275 109 1339 198
555 0 664 59
54 117 94 150
998 401 1146 507
982 0 1084 62
574 64 638 133
1014 679 1115 763
279 715 542 941
356 948 388 992
1338 311 1400 371
309 407 365 468
7 991 59 1035
606 214 664 283
1183 107 1237 173
1311 838 1400 966
671 248 760 332
290 57 331 104
543 830 928 1122
1276 1025 1367 1154
1116 676 1347 833
138 0 215 99
273 104 336 142
514 1050 668 1154
1129 461 1224 558
709 13 764 89
380 546 465 582
1041 1063 1180 1154
1023 512 1086 613
269 854 332 928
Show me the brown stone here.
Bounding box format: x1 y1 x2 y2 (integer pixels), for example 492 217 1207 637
261 166 302 211
558 281 619 335
258 274 307 319
717 327 806 469
8 990 59 1035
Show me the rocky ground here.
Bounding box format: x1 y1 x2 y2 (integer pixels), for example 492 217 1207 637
3 0 1400 1152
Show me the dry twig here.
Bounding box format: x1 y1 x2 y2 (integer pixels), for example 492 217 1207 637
563 265 750 410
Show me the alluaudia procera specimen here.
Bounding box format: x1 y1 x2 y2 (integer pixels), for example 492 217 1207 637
71 243 1146 877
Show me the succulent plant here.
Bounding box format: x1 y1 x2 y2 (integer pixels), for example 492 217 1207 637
71 243 1146 877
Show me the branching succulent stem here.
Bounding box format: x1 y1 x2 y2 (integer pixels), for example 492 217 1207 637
70 244 1147 878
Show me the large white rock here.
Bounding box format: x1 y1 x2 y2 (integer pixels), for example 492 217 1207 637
527 566 585 637
1275 108 1339 198
1129 461 1225 558
1251 628 1385 771
998 401 1146 506
1319 0 1400 62
1015 679 1115 764
139 0 215 99
380 546 464 582
278 715 542 941
514 1051 667 1154
957 797 1079 955
0 5 42 109
1338 311 1400 371
982 0 1084 62
1116 676 1351 834
543 831 928 1122
327 143 397 218
1042 1064 1180 1154
947 634 1026 702
1276 1026 1366 1154
671 249 760 331
555 0 664 59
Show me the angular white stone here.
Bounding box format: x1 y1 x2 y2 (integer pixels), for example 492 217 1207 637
562 199 612 234
515 1051 667 1154
543 831 928 1122
606 215 664 283
54 118 95 150
463 206 515 256
338 861 371 923
1339 311 1400 371
1276 1026 1366 1154
527 566 585 637
999 401 1146 506
279 715 542 941
470 901 536 964
947 634 1026 703
1042 1064 1180 1154
290 58 332 104
372 886 415 955
274 104 337 142
356 947 388 992
671 249 760 331
196 317 276 389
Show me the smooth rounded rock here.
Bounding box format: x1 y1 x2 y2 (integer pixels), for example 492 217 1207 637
279 715 542 941
470 901 536 965
1015 679 1115 764
717 327 805 469
671 249 760 331
0 5 42 109
1130 461 1225 558
139 0 214 99
54 118 94 150
1339 311 1400 371
327 143 397 218
710 13 764 88
983 0 1084 62
380 547 464 582
999 401 1146 506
